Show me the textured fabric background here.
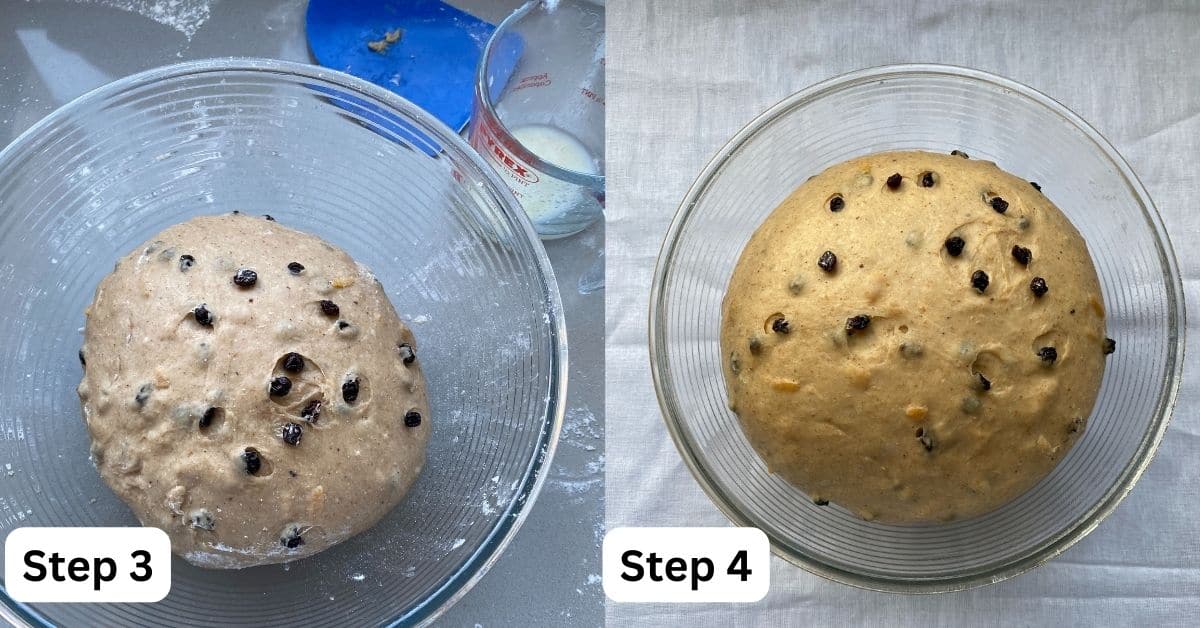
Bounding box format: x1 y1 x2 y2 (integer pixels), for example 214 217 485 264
605 1 1199 625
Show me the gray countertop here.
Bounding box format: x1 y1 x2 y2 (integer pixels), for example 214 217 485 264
0 1 603 626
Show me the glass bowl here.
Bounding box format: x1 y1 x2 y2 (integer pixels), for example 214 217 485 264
0 59 566 625
649 64 1183 592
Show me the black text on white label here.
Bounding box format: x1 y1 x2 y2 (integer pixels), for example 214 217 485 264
602 527 769 602
5 527 171 603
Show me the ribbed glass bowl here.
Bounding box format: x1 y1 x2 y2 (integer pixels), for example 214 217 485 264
0 59 565 625
649 64 1183 592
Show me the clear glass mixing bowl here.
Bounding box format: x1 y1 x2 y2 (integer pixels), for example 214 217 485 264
649 64 1184 592
0 59 566 625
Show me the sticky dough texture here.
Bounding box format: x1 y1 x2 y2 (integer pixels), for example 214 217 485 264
720 151 1109 523
77 214 430 568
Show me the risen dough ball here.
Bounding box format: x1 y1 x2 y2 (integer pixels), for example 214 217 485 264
721 151 1112 523
77 214 430 568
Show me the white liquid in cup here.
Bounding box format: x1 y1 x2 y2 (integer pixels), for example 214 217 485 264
509 124 601 224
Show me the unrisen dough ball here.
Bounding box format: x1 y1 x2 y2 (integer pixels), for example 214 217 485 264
77 214 430 568
721 151 1113 523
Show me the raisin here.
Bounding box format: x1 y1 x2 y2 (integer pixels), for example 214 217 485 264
281 422 302 446
242 448 262 475
990 196 1009 213
319 300 340 317
194 303 214 327
1103 337 1116 355
342 377 360 403
287 262 305 275
301 399 323 422
269 376 292 397
199 406 218 429
813 498 829 506
188 509 215 531
1030 277 1048 297
845 314 871 335
915 427 934 451
951 150 969 159
886 173 902 189
264 214 276 221
1037 346 1058 364
397 343 417 364
1030 181 1042 191
971 270 989 293
919 172 935 187
281 526 304 549
179 254 195 272
233 268 258 287
771 317 791 334
404 410 423 427
134 383 153 407
282 352 305 373
818 250 837 273
1011 245 1032 266
829 196 845 212
944 236 965 257
78 348 86 368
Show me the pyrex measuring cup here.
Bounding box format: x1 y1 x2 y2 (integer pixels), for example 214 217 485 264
470 0 605 239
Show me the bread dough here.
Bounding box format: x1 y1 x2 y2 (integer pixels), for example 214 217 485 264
721 151 1112 523
77 214 430 568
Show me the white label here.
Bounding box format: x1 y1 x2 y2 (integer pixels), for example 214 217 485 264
5 527 171 603
602 527 770 603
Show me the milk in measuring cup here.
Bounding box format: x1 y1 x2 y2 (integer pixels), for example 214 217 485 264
507 124 601 226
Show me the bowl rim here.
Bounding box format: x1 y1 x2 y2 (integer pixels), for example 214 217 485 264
648 62 1185 593
0 57 568 626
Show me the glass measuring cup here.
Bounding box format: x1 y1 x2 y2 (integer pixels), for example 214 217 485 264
469 0 605 239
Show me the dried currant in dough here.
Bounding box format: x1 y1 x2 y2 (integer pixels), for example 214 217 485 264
817 250 837 273
404 410 422 427
845 315 871 335
282 352 305 373
971 270 990 293
1037 346 1058 364
193 304 214 327
269 376 292 397
828 195 845 212
342 377 360 403
885 173 902 189
1011 245 1032 266
281 422 302 446
944 236 965 257
319 300 340 317
287 261 305 274
397 343 417 364
179 254 195 271
242 448 263 475
233 268 258 287
1030 277 1048 297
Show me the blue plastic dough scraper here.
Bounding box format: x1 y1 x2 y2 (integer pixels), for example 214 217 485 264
306 0 522 135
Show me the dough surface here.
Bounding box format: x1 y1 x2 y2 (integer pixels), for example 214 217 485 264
721 151 1111 523
78 214 430 568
